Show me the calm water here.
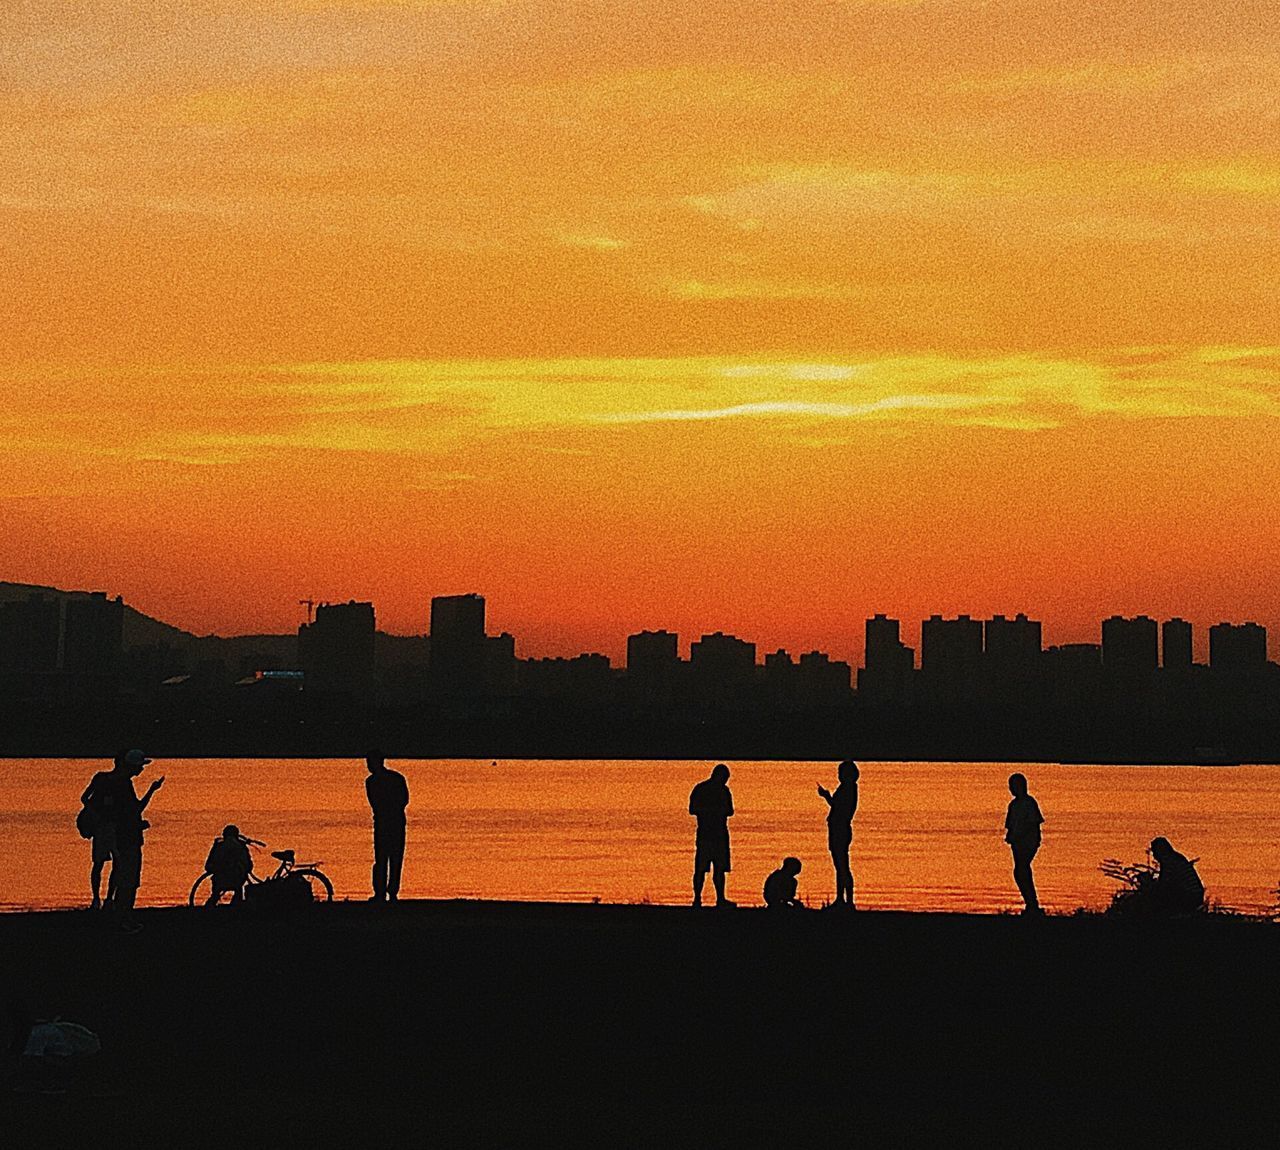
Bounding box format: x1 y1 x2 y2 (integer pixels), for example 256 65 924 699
3 759 1279 914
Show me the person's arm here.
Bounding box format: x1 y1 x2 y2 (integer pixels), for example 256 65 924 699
725 792 734 818
399 776 410 811
817 785 833 806
138 776 165 812
80 777 97 805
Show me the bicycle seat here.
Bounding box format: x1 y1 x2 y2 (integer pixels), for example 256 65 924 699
271 850 295 863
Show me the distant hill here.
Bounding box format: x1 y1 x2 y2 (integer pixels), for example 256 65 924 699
0 581 423 673
0 580 199 650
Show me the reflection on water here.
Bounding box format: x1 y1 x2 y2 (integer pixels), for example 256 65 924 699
2 759 1278 914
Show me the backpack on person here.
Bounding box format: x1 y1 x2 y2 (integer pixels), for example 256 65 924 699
75 804 97 840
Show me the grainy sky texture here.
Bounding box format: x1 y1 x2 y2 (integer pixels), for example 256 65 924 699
3 1 1278 660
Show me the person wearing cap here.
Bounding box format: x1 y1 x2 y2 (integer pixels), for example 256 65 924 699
101 750 164 928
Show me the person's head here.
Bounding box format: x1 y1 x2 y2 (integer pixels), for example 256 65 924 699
710 763 730 783
838 760 859 784
1008 772 1028 797
1151 836 1173 861
222 824 240 841
121 749 151 778
782 856 802 876
366 754 385 774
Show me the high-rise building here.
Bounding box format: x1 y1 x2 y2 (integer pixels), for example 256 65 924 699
1209 622 1268 674
796 650 852 704
627 630 679 676
298 600 376 695
984 613 1042 677
429 593 488 693
484 631 518 694
1044 642 1103 708
921 615 983 677
627 629 681 702
858 614 914 703
0 594 60 673
430 594 486 645
1161 618 1193 670
865 614 904 668
1101 615 1158 676
63 592 124 677
690 631 756 701
518 653 612 699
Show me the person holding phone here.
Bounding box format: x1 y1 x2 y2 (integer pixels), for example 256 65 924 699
817 760 859 908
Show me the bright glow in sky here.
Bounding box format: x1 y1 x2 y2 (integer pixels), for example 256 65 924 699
3 0 1278 660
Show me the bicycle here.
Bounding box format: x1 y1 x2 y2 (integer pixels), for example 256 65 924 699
188 837 334 907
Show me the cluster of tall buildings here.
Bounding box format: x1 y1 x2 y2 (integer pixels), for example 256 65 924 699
294 596 1275 706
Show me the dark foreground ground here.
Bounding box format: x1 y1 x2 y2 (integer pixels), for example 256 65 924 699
4 902 1279 1147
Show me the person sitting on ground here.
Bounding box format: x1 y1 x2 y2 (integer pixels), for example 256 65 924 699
204 825 253 906
1148 836 1205 915
763 857 804 909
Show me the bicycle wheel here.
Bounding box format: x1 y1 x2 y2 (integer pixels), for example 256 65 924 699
188 872 214 907
295 868 334 902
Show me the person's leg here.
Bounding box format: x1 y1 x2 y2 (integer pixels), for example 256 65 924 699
372 826 388 900
1012 842 1040 912
112 846 140 919
712 861 727 905
206 884 222 907
692 857 707 906
387 826 405 900
90 858 104 909
105 856 117 906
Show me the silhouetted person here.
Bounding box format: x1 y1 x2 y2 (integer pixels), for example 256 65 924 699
1005 772 1044 916
689 763 735 907
817 760 859 907
80 753 129 910
204 825 253 906
366 756 409 902
101 750 164 931
763 857 804 909
1148 836 1205 915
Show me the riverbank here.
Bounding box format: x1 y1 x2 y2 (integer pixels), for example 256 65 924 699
4 901 1279 1145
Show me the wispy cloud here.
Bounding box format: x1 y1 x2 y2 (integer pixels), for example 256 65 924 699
592 394 1012 424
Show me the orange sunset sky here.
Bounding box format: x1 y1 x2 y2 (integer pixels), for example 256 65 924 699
3 0 1278 664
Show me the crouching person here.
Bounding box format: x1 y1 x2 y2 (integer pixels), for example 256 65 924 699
204 825 253 906
763 857 805 909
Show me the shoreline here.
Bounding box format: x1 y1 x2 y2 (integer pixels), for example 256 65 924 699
1 752 1270 765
